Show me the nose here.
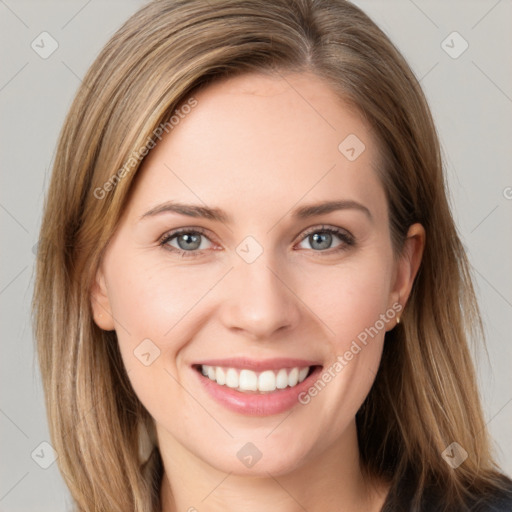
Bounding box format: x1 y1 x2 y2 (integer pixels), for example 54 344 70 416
219 255 301 340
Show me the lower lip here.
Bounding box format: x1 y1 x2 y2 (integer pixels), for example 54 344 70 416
194 366 322 416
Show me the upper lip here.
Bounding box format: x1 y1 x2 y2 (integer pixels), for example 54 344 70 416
193 357 322 371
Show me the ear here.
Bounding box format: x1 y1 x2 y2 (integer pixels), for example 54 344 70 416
387 223 425 326
90 265 116 331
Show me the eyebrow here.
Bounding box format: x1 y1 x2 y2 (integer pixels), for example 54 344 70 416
139 199 372 223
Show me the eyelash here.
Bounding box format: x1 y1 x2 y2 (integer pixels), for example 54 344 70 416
158 225 355 258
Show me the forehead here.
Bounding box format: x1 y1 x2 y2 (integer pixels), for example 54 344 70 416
127 71 387 224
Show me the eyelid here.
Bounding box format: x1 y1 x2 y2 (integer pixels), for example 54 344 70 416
297 224 354 242
159 226 211 244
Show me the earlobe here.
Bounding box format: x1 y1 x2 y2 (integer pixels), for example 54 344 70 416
389 223 426 319
90 267 116 331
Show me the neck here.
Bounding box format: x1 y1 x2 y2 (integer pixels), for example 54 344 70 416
158 421 390 512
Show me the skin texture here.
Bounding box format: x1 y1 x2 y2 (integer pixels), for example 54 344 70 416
91 71 425 512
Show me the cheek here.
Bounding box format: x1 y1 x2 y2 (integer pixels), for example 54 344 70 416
104 263 193 427
104 257 229 404
106 257 227 347
292 252 394 414
299 252 394 349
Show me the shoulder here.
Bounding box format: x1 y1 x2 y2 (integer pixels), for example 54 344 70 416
381 472 512 512
423 475 512 512
466 478 512 512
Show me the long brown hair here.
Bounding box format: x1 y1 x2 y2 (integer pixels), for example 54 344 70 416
33 0 510 510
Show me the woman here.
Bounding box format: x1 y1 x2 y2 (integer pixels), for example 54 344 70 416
33 0 512 510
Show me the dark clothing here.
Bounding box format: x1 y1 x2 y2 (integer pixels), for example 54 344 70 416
379 472 512 511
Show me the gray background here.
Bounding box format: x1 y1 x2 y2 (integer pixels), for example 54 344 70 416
1 0 511 510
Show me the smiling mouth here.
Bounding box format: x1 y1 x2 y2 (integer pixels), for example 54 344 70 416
193 364 319 394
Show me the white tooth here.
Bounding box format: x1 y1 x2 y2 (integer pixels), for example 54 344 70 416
258 370 276 392
276 368 288 389
288 367 299 387
239 369 258 391
207 365 308 391
216 367 226 385
298 367 309 383
225 368 239 388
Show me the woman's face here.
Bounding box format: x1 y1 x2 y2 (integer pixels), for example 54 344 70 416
92 71 422 476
